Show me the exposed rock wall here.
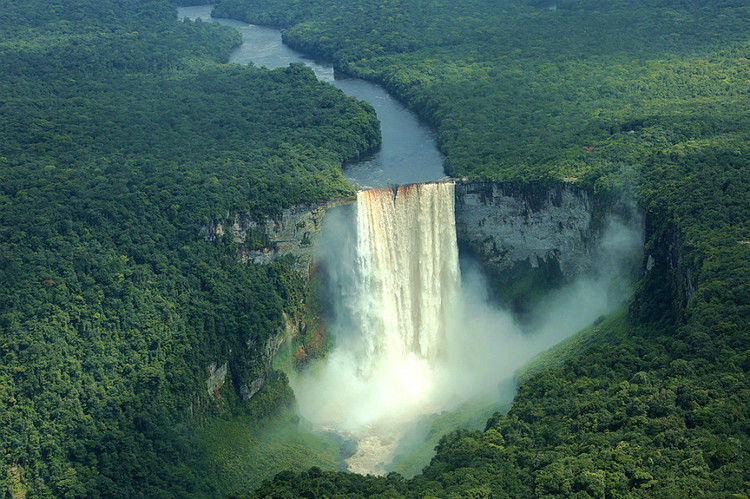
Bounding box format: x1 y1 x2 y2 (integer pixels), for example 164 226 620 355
239 312 298 401
206 362 228 397
454 180 604 279
206 311 302 402
203 181 617 400
634 219 697 325
204 181 606 282
200 199 356 403
202 197 355 276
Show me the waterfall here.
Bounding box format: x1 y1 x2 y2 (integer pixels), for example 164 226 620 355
290 181 469 474
295 179 641 474
289 180 642 475
353 183 460 370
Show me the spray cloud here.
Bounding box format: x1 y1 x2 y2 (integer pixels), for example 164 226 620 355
289 182 642 474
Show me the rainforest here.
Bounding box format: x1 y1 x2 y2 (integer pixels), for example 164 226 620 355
0 0 748 497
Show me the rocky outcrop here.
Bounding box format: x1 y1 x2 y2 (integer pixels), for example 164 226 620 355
206 311 304 403
635 220 697 324
206 362 228 397
207 182 608 283
201 200 355 405
238 315 292 401
454 180 604 279
202 197 355 276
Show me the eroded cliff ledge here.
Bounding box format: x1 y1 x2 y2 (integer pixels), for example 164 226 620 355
205 181 611 285
454 180 605 279
202 196 355 277
453 180 612 317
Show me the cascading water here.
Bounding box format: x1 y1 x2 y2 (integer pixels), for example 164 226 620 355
291 181 540 473
354 183 460 369
290 181 642 474
174 5 645 480
291 182 476 473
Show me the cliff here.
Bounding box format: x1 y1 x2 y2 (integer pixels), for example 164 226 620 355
207 181 607 283
453 180 614 317
201 199 352 404
202 180 629 399
202 197 355 277
632 218 698 326
454 180 605 275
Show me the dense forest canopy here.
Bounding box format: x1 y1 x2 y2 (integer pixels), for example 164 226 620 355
210 0 750 496
0 0 379 496
0 0 748 496
216 0 750 182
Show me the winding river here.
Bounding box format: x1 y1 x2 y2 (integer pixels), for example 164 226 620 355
177 5 445 188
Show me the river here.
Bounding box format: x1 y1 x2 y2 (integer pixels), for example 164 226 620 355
177 5 445 188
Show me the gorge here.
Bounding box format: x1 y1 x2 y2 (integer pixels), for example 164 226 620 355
295 181 642 473
3 0 746 495
178 5 645 477
204 177 643 475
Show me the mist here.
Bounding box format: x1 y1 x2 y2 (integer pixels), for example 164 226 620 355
287 186 643 474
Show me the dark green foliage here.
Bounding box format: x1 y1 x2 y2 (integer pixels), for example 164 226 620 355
218 0 750 496
2 0 748 495
199 379 341 496
0 0 380 495
215 0 750 182
486 257 566 323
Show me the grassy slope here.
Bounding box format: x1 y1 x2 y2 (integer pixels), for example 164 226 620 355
200 409 340 495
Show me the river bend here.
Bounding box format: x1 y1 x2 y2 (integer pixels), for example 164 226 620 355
177 5 445 188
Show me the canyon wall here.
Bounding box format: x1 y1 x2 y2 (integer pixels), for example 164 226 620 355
454 180 605 278
205 181 607 283
202 180 614 401
632 219 697 325
202 196 355 276
200 200 353 403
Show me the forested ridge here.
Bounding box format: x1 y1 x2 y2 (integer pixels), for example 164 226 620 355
0 0 379 496
210 0 750 496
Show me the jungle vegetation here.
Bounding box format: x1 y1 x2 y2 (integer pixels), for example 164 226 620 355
210 0 750 496
0 0 379 496
1 0 748 496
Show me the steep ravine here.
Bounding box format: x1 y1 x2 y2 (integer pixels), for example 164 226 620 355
454 180 609 320
206 179 633 402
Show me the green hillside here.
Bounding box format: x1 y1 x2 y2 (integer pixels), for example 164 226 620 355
1 0 748 496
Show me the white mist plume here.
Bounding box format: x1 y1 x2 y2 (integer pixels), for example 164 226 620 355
289 183 642 474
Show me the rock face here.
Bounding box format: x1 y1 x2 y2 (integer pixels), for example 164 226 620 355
203 180 616 401
454 180 604 279
202 197 355 276
239 314 294 401
206 311 301 403
634 220 697 324
204 182 605 282
206 362 228 397
200 200 356 403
